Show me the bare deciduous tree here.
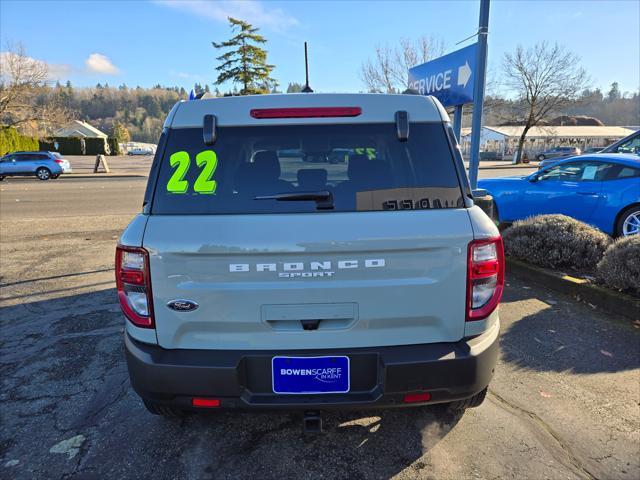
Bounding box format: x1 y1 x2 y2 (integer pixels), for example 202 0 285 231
360 36 445 93
0 43 72 135
503 42 589 163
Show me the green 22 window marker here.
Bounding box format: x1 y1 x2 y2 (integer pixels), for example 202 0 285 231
166 150 218 194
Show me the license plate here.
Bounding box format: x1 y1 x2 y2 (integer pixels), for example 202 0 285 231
272 356 350 394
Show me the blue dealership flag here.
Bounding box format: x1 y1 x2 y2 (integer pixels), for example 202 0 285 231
188 89 196 100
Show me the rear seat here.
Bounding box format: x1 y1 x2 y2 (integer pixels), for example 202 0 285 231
235 151 292 195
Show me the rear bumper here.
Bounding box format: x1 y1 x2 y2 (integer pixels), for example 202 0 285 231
125 320 499 411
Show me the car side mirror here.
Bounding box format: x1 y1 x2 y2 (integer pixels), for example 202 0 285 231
528 174 539 183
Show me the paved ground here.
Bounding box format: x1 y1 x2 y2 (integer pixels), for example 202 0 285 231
1 171 638 480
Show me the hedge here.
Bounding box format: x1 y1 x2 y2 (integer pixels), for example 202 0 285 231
596 236 640 293
502 214 612 270
85 137 109 155
39 137 86 155
107 137 121 156
0 127 39 156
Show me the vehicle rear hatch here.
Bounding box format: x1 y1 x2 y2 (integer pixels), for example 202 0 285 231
143 111 473 350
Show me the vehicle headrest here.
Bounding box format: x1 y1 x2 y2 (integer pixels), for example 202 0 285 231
347 154 371 180
297 169 328 189
253 150 281 179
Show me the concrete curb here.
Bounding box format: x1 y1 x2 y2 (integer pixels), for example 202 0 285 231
63 174 147 179
506 258 640 322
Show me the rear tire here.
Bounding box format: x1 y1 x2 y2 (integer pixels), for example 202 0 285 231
143 400 185 418
36 167 51 181
447 387 487 412
0 176 4 181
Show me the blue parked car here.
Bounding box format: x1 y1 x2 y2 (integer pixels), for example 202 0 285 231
0 151 71 181
478 154 640 236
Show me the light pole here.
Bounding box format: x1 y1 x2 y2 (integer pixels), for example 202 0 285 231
468 0 490 189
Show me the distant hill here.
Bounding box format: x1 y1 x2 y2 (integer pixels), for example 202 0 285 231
33 82 639 144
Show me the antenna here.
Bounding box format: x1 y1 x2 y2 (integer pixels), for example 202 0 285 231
302 42 313 93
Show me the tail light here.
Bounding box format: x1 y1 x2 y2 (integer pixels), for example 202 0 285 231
467 237 504 321
115 245 154 328
250 107 362 119
54 159 63 164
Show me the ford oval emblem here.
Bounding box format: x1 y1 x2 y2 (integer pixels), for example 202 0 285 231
167 299 199 312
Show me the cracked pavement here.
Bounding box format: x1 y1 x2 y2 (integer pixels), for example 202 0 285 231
1 176 639 479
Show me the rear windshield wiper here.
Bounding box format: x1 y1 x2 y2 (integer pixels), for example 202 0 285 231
254 191 334 210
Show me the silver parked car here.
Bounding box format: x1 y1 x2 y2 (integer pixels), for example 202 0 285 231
536 146 581 162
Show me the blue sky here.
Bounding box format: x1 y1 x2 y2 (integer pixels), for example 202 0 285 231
1 0 638 95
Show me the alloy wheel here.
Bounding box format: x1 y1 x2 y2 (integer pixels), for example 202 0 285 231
622 210 640 236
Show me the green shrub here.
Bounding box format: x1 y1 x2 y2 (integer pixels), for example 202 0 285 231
39 138 55 151
596 236 640 293
0 127 39 156
107 137 121 156
503 214 612 270
39 137 85 155
85 137 109 155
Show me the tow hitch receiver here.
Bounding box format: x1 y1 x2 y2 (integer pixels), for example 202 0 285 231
303 410 323 434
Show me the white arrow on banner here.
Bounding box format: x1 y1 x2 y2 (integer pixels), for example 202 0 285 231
457 61 472 88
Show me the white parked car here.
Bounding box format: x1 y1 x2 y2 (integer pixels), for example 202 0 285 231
128 147 154 156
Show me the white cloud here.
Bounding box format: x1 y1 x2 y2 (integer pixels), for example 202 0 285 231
0 51 72 81
154 0 299 31
85 53 119 75
48 62 73 79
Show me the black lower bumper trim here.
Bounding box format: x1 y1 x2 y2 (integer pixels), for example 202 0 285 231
125 326 499 411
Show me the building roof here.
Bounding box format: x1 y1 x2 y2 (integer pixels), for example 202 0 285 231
482 125 634 139
54 120 108 138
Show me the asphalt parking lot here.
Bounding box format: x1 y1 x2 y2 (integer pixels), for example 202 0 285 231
1 165 638 479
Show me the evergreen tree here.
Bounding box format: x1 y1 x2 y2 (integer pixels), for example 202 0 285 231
212 17 277 95
286 82 304 93
607 82 621 102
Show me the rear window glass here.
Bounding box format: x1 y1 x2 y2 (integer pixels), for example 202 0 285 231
151 123 463 214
